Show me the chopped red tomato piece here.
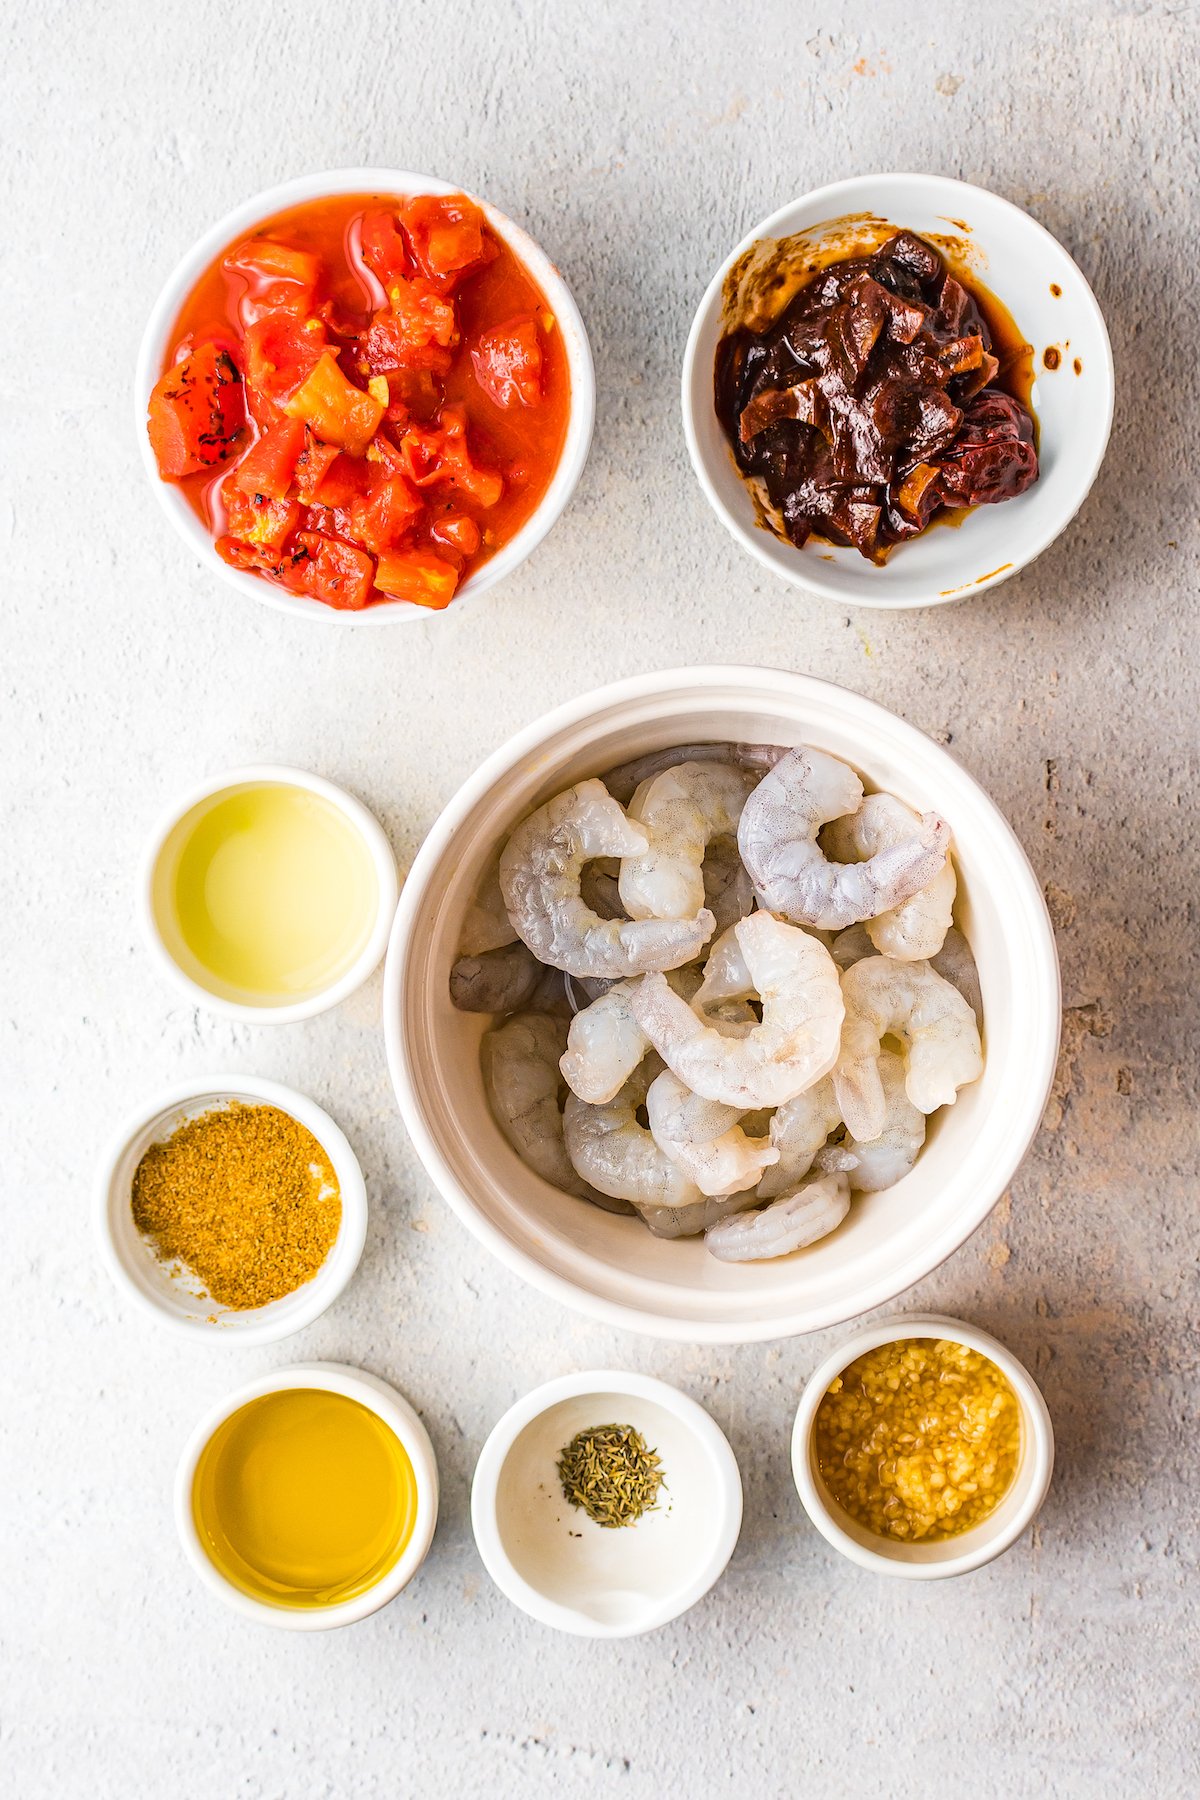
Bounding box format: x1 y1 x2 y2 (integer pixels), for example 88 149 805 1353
244 313 326 406
224 239 322 315
348 474 423 553
363 281 458 375
309 452 370 509
472 315 544 409
285 531 376 610
221 478 300 551
284 351 385 455
399 195 496 289
147 342 245 478
230 418 306 500
359 208 412 285
292 430 341 503
216 535 303 577
374 548 460 608
431 511 482 558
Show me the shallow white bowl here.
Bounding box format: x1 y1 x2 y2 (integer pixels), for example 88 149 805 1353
139 762 398 1024
384 664 1061 1343
682 172 1114 608
135 167 595 623
176 1362 438 1629
471 1369 742 1637
791 1312 1054 1578
95 1074 367 1343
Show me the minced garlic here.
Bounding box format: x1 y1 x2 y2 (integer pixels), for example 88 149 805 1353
814 1337 1020 1542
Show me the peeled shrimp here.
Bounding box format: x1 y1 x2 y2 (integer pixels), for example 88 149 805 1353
559 965 705 1104
830 922 875 969
930 925 983 1024
757 1076 842 1199
817 1052 925 1192
638 1190 760 1239
824 793 956 960
603 742 788 806
834 955 983 1141
693 922 755 1011
632 912 844 1108
619 762 757 923
645 1068 779 1197
563 1063 707 1213
499 779 715 979
737 747 951 931
482 1012 633 1212
704 1171 852 1263
451 940 543 1013
459 855 519 956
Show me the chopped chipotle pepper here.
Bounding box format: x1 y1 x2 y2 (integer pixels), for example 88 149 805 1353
147 191 571 609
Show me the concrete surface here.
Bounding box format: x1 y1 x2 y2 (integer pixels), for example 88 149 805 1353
4 2 1198 1795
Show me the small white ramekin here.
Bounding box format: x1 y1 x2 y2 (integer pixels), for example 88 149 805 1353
139 762 398 1024
682 172 1114 608
791 1312 1054 1578
94 1074 367 1344
135 168 595 623
471 1370 742 1637
175 1362 439 1629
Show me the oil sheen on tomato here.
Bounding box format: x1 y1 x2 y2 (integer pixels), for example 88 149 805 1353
163 192 571 602
152 781 378 1005
192 1389 419 1610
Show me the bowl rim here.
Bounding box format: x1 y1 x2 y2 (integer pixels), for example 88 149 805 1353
469 1367 743 1637
138 761 399 1023
680 170 1115 610
134 165 596 624
383 663 1062 1342
790 1310 1055 1578
94 1072 368 1343
174 1361 439 1629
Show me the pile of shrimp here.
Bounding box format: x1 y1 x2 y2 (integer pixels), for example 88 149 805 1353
450 741 984 1263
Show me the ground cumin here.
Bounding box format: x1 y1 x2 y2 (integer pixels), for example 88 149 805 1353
131 1103 341 1309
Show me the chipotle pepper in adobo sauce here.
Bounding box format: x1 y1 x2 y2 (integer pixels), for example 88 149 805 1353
714 231 1038 562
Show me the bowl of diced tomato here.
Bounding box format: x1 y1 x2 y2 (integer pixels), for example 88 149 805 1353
136 170 595 619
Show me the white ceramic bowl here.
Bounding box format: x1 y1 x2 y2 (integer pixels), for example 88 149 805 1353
682 172 1114 608
140 763 398 1024
471 1370 742 1637
791 1312 1054 1578
135 167 595 622
384 665 1061 1343
95 1074 367 1343
176 1362 438 1629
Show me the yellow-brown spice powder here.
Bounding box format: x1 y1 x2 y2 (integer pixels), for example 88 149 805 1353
814 1337 1021 1542
131 1103 341 1310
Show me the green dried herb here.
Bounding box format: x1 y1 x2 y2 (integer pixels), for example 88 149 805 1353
556 1422 665 1528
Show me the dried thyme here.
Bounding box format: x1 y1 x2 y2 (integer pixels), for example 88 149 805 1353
556 1422 665 1528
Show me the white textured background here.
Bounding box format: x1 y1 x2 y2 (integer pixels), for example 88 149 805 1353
4 2 1198 1795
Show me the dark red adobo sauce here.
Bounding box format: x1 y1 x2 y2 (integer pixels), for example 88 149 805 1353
715 231 1038 562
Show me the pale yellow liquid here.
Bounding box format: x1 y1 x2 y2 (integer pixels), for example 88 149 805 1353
155 782 378 1005
192 1389 418 1610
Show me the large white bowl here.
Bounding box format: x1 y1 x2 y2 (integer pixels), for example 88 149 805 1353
135 168 595 623
682 173 1114 608
384 666 1061 1343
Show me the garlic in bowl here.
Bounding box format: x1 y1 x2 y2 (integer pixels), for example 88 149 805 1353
383 665 1060 1343
682 172 1113 608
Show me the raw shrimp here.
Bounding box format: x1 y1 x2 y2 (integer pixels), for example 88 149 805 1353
930 925 983 1024
632 912 844 1108
563 1063 707 1212
499 779 715 978
703 834 757 933
559 965 705 1103
603 742 787 806
450 940 543 1013
619 762 757 923
824 793 956 960
646 1068 779 1197
638 1190 760 1239
757 1076 842 1199
693 922 754 1011
737 747 951 931
482 1012 633 1212
816 1053 925 1192
704 1171 851 1262
459 855 519 956
830 923 875 969
834 955 983 1142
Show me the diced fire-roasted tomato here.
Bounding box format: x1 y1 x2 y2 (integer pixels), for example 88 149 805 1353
285 531 376 610
147 341 245 478
348 473 423 553
284 351 385 455
374 548 460 608
220 478 300 551
471 315 543 409
243 313 327 407
398 195 496 289
358 208 412 285
229 418 306 500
